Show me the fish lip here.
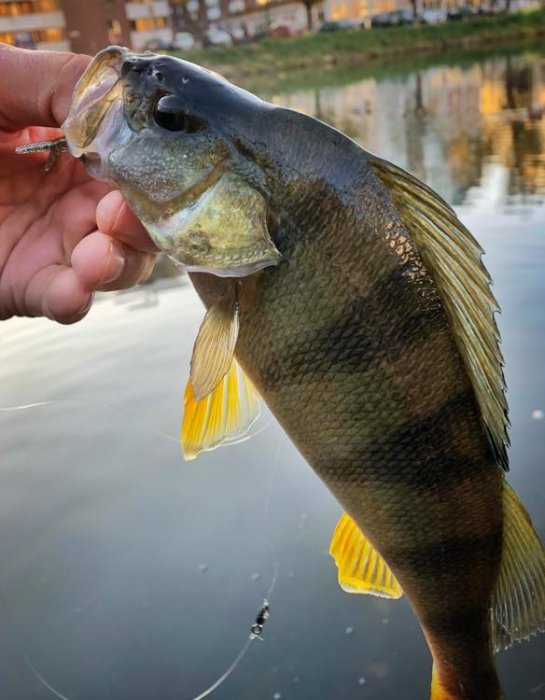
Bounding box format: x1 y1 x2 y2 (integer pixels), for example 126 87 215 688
62 46 129 157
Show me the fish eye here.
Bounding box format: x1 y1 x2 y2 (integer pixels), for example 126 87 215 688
153 95 205 133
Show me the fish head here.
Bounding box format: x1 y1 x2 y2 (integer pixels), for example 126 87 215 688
62 46 281 277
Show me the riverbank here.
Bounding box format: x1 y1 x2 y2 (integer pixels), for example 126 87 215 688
174 7 545 84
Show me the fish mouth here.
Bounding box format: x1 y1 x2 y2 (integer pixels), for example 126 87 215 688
62 46 128 160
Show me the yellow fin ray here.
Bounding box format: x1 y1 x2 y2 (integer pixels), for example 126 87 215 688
491 482 545 651
370 157 509 469
329 513 403 598
190 289 239 401
182 361 259 461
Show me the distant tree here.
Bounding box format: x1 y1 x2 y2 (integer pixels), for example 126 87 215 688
300 0 322 30
168 0 206 42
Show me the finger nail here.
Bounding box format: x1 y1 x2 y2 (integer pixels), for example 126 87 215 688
77 294 94 317
101 247 125 284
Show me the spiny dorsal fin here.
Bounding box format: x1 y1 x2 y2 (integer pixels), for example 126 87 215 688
491 481 545 651
182 360 260 461
370 156 509 469
329 512 403 599
190 287 239 401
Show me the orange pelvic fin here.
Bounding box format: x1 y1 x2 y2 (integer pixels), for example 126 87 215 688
181 360 259 460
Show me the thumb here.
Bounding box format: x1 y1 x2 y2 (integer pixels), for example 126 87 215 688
0 44 90 131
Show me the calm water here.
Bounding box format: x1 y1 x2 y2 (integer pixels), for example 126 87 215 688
1 49 545 700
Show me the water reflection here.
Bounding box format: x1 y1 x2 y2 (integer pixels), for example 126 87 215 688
271 51 545 206
1 49 545 700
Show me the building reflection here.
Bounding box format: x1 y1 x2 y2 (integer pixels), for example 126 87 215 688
271 52 545 207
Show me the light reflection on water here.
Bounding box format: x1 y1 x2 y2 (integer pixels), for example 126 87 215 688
1 49 545 700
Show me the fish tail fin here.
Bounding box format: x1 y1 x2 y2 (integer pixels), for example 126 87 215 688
491 481 545 650
430 662 505 700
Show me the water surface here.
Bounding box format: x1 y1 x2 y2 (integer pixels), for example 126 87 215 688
1 48 544 699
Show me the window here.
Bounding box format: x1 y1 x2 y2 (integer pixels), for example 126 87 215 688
0 1 59 16
130 16 167 30
0 26 65 45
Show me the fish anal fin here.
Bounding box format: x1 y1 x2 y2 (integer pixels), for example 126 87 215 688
329 513 402 599
181 360 259 461
491 482 545 651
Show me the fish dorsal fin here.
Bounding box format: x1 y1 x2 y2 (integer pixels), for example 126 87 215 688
329 512 403 599
491 482 545 651
190 287 239 401
182 360 260 461
370 157 509 470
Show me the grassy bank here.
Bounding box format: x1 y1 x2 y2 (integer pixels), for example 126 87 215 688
245 38 545 94
174 7 545 82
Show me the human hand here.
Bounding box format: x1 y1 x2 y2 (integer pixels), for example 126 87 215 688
0 44 158 324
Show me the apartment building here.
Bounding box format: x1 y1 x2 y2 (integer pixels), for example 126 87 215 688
0 0 173 53
0 0 69 50
171 0 322 38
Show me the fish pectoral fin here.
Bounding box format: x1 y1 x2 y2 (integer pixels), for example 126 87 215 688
491 481 545 651
370 156 508 470
190 286 239 400
329 512 403 599
181 360 260 461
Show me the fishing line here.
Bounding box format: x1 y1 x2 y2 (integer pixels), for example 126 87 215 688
187 439 283 700
0 587 72 700
0 399 273 449
186 559 280 700
0 400 277 698
189 638 253 700
0 399 179 444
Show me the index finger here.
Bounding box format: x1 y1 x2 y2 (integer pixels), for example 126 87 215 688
96 190 159 254
0 44 90 131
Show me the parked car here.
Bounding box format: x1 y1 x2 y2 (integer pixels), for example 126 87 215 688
418 8 448 23
171 32 196 51
319 20 357 32
229 25 247 43
269 23 299 38
447 5 475 19
371 10 413 27
143 38 171 50
371 12 392 27
397 8 415 23
204 27 233 46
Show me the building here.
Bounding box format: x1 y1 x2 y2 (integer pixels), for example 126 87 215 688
171 0 322 38
62 0 174 53
0 1 69 51
0 0 325 52
0 0 173 53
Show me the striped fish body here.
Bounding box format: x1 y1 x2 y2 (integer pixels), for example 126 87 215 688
59 49 544 700
191 116 505 699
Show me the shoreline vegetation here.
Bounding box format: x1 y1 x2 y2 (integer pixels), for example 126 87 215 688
172 8 545 86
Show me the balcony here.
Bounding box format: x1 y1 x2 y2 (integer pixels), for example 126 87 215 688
130 27 173 50
125 1 171 20
0 11 65 32
36 39 70 51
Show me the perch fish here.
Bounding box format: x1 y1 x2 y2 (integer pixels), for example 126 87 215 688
32 46 545 699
